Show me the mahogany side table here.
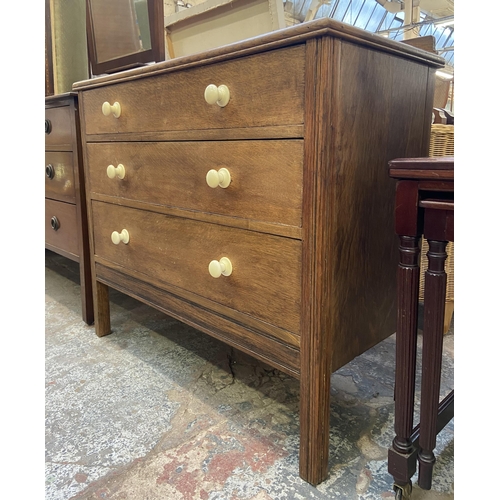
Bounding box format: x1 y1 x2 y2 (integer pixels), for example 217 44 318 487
387 157 454 499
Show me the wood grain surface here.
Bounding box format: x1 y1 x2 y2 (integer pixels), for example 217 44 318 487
45 198 79 258
299 36 338 485
91 201 302 334
82 45 305 135
327 40 435 372
45 105 73 149
87 140 303 227
45 151 76 203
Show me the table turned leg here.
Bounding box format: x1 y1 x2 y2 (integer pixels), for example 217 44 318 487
389 235 421 497
418 239 448 489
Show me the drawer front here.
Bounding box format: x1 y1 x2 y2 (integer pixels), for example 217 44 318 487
87 140 303 227
92 201 301 334
45 199 79 257
45 106 73 149
83 45 305 136
45 152 76 202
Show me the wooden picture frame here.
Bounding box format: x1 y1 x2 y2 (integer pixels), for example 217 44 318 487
86 0 165 75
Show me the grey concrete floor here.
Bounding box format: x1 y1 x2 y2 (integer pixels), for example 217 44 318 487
45 250 454 500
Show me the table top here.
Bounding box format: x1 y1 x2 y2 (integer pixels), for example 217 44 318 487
389 156 454 181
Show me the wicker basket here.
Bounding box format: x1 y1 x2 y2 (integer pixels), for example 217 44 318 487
428 124 454 157
419 123 454 331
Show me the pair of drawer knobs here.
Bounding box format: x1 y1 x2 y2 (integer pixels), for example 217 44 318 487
110 229 231 278
105 83 231 278
106 164 231 189
101 84 230 119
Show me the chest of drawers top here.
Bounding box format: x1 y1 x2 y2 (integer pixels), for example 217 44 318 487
74 18 442 141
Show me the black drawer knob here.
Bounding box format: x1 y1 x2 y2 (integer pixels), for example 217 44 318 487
45 119 52 134
46 164 55 179
50 216 60 231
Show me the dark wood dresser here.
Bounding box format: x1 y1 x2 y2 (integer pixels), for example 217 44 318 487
45 93 93 325
73 18 443 485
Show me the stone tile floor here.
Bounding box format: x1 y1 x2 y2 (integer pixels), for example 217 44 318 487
45 250 454 499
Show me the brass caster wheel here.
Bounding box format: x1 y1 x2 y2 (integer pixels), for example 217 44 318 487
393 481 412 500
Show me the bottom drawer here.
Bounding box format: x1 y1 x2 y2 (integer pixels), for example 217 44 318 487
45 198 79 258
92 201 301 335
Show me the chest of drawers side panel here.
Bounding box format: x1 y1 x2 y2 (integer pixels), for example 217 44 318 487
324 40 437 373
73 95 94 325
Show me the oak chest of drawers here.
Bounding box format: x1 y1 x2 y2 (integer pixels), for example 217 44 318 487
45 93 93 325
74 18 443 485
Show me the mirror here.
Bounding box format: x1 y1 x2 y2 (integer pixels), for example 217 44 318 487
86 0 164 75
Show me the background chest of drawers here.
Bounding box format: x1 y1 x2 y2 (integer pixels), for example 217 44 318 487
74 18 443 485
45 93 93 325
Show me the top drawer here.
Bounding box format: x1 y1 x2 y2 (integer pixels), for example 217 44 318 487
82 45 305 136
45 105 73 149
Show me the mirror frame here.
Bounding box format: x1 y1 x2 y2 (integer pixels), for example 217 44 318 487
86 0 165 75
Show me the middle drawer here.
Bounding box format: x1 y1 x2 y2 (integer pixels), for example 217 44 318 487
45 151 76 203
92 201 302 335
87 140 303 227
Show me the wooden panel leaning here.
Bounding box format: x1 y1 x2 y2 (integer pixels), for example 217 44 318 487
74 18 444 486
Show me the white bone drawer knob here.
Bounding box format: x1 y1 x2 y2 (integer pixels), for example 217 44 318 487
206 167 231 188
111 229 129 245
208 257 232 278
102 101 121 118
204 84 230 107
107 164 126 179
